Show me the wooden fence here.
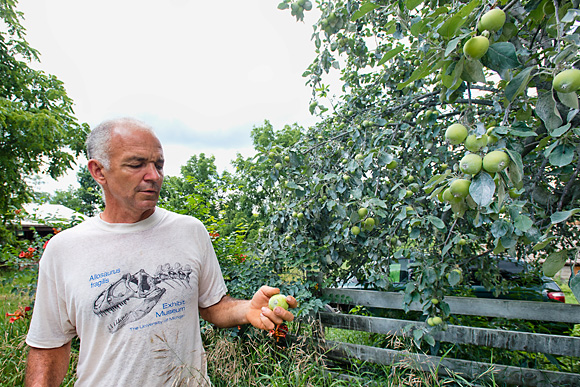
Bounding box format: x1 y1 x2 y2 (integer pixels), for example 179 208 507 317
319 288 580 386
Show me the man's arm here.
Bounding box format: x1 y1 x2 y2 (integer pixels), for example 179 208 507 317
25 342 71 387
199 286 297 330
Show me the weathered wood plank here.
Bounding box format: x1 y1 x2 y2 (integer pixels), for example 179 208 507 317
319 312 580 357
324 341 580 387
322 289 580 323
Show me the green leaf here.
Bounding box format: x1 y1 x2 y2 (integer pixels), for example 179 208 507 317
351 2 380 21
551 208 580 224
543 250 568 277
550 123 571 138
557 91 579 110
505 67 534 102
548 144 575 167
378 45 404 66
423 171 450 194
514 215 533 232
448 270 463 286
536 89 563 130
437 0 480 37
508 129 537 137
410 18 428 37
437 15 466 38
562 9 580 23
533 236 557 251
445 37 461 57
461 58 486 83
397 58 439 90
427 215 445 230
469 172 495 207
481 42 521 73
569 274 580 303
491 219 512 239
413 328 424 343
406 0 423 10
424 333 436 347
505 148 523 185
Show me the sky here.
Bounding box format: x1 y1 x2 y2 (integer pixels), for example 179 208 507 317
15 0 324 192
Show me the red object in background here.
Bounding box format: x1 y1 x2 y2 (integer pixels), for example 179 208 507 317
547 291 566 303
6 306 32 323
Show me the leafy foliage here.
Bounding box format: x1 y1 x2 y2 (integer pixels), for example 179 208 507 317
0 0 89 230
265 0 580 326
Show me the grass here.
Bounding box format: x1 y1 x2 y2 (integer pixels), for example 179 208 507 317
0 272 78 386
0 283 30 387
203 324 488 387
2 268 577 386
555 277 579 304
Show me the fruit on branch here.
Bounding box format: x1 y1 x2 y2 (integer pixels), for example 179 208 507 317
553 69 580 93
482 150 510 173
463 36 490 60
445 124 468 145
464 134 488 152
478 8 506 32
459 153 483 175
450 179 471 198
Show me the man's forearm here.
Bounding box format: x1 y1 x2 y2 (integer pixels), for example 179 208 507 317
199 296 250 328
25 342 71 387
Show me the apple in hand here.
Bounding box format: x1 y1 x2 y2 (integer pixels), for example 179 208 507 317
269 294 289 311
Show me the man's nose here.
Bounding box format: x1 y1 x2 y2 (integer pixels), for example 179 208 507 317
144 163 162 180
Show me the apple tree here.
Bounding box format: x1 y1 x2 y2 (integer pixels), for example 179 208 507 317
262 0 580 328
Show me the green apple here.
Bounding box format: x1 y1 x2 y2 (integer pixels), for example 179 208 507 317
464 134 488 152
364 217 375 230
445 124 468 145
553 69 580 93
269 294 289 311
478 8 506 32
358 207 368 217
482 150 510 173
450 179 471 198
463 36 489 60
459 153 483 175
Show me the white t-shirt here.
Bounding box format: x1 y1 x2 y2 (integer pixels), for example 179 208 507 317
26 208 228 386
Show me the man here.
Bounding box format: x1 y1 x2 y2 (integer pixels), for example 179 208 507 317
25 118 296 386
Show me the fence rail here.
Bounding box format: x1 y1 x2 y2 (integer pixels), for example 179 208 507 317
319 289 580 387
323 288 580 323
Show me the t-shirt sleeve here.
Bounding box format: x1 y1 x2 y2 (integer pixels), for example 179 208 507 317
196 226 228 308
26 250 77 348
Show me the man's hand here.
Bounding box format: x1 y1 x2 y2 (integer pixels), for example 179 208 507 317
246 286 297 331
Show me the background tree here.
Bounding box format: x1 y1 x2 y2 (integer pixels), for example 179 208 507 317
222 120 304 240
50 166 103 216
0 0 89 234
264 0 580 333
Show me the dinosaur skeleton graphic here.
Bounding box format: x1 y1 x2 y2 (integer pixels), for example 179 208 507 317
93 263 192 333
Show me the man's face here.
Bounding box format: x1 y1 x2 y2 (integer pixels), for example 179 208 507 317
101 125 165 222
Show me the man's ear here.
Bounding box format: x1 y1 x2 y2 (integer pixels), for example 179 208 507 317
87 159 106 185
